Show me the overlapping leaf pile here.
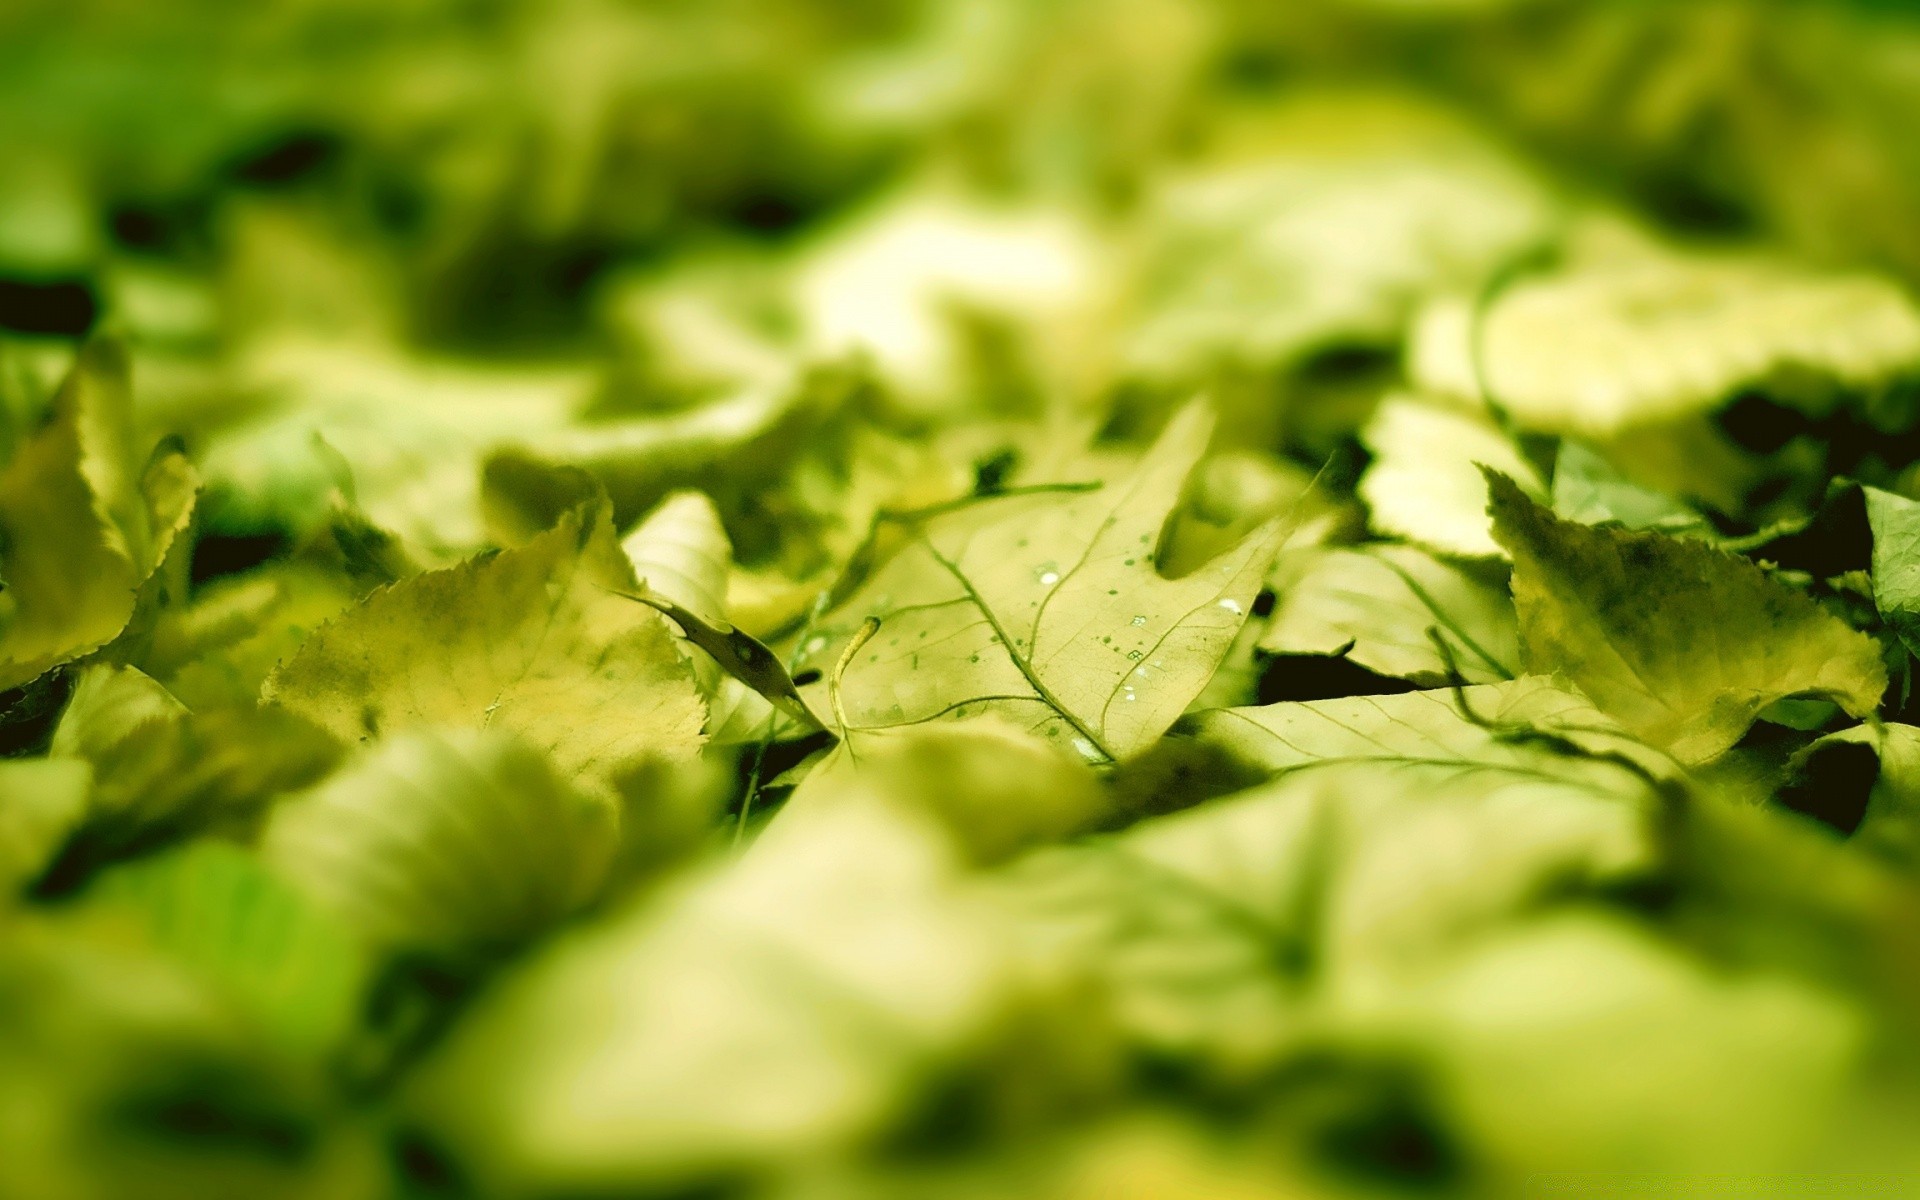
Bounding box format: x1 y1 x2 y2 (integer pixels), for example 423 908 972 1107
9 2 1920 1198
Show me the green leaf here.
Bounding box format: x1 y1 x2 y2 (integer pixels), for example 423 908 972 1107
1357 395 1543 559
408 797 1009 1193
778 717 1108 865
1551 441 1714 536
1261 543 1519 684
622 490 732 626
1470 248 1920 436
792 402 1284 763
48 664 343 875
0 757 90 897
1366 914 1863 1176
1182 676 1671 801
260 729 617 966
1487 470 1887 762
992 734 1652 1073
482 369 841 531
264 502 706 790
79 841 368 1056
0 343 196 690
1125 126 1553 379
1865 485 1920 660
199 340 590 563
1782 723 1920 875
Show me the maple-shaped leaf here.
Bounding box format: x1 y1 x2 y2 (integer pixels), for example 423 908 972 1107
1487 470 1887 763
790 402 1285 763
264 502 706 789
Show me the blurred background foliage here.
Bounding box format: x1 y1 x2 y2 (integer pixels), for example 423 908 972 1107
7 1 1920 1198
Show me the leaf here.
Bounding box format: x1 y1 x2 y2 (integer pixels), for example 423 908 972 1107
1865 485 1920 660
1367 915 1863 1175
1487 470 1887 763
260 729 618 966
791 191 1106 411
1550 441 1714 537
1472 249 1920 436
1780 723 1920 875
264 502 707 790
1181 676 1672 802
1260 543 1519 685
616 490 827 737
79 841 368 1056
0 757 90 897
46 664 343 877
1125 125 1554 379
200 340 590 562
617 586 819 731
1357 395 1543 559
0 343 194 690
483 369 840 531
992 728 1652 1072
622 491 732 625
778 717 1108 865
408 797 1009 1193
791 402 1284 763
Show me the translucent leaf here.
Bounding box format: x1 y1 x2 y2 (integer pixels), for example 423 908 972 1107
1781 723 1920 875
0 757 89 897
791 402 1284 763
779 717 1108 865
1865 485 1920 661
992 728 1652 1072
200 340 590 562
48 665 342 875
1488 470 1887 762
483 370 840 532
792 191 1107 411
1357 395 1543 559
80 841 368 1056
1183 676 1671 800
264 502 706 790
622 491 732 625
622 489 734 701
1460 250 1920 436
1125 126 1554 379
0 343 195 690
1261 543 1519 684
1550 440 1713 536
260 729 617 965
409 798 1008 1193
1367 915 1862 1175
